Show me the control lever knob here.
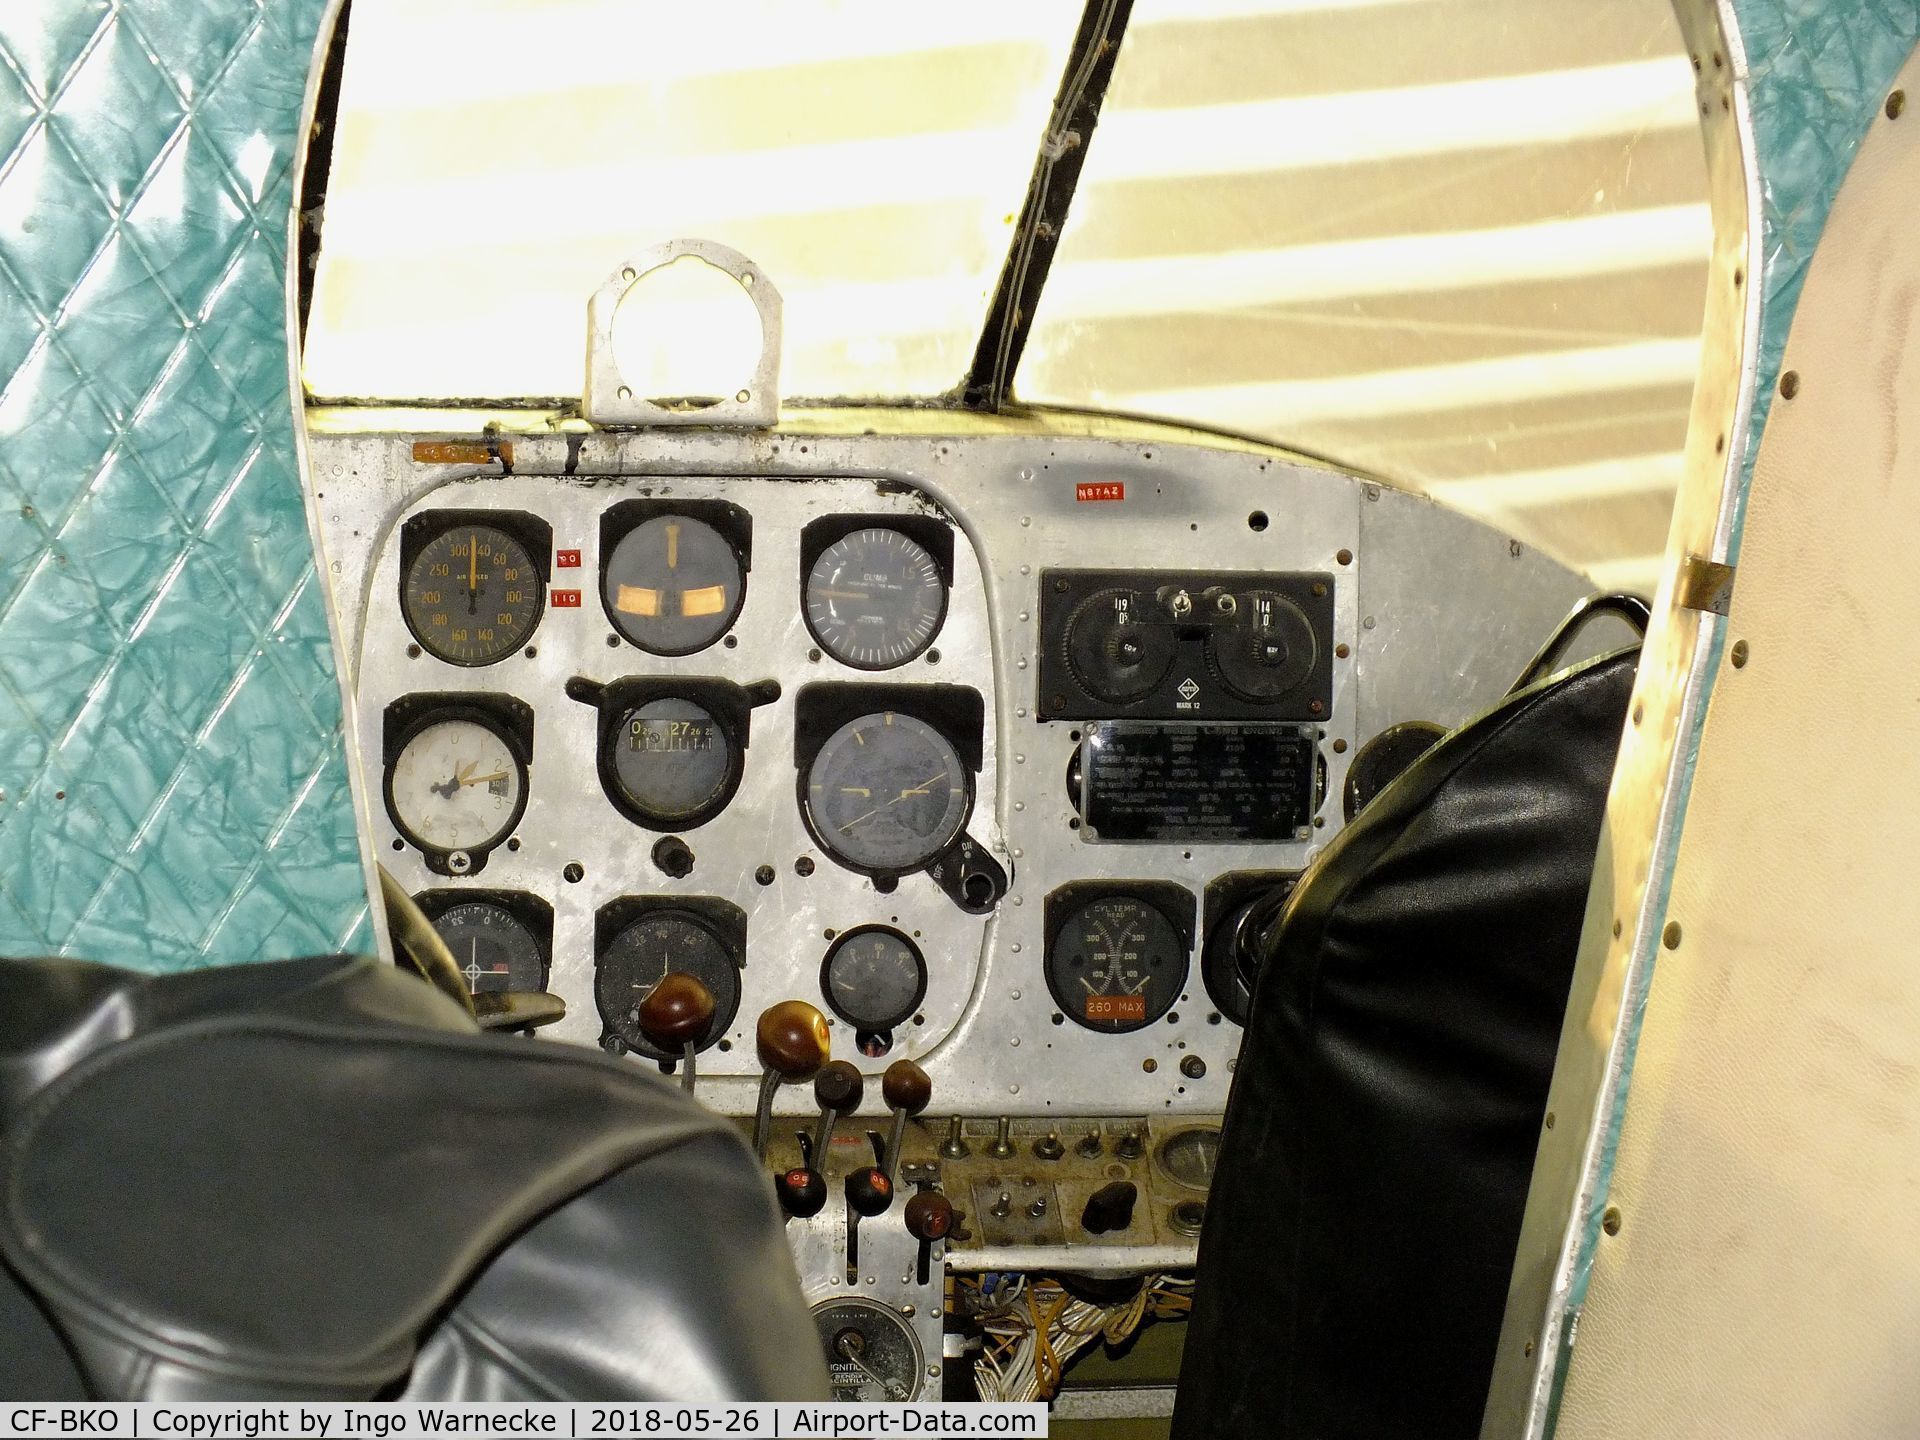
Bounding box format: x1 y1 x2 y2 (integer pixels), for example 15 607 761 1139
810 1059 865 1164
842 1165 895 1284
638 973 715 1095
1081 1180 1139 1235
879 1059 932 1189
903 1189 954 1242
752 1000 831 1158
774 1167 827 1220
903 1190 955 1287
845 1167 894 1218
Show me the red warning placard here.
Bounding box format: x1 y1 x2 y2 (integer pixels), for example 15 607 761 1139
1076 481 1126 503
551 590 582 608
555 549 582 568
1085 995 1147 1022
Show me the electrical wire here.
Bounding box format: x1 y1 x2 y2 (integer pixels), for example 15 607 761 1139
959 1274 1193 1402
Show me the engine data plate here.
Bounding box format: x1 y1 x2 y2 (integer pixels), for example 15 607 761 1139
1082 723 1315 842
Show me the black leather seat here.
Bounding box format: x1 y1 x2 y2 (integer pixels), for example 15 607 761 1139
0 954 830 1401
1172 647 1637 1440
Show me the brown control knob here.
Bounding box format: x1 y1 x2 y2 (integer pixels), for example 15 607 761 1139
814 1059 865 1113
903 1190 954 1243
638 973 715 1052
881 1058 932 1115
904 1189 954 1286
879 1059 932 1190
757 1000 831 1080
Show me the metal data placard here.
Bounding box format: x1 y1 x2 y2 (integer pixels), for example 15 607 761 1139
1082 722 1315 842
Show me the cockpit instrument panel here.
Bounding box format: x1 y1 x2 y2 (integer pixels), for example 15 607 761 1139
317 430 1602 1118
313 423 1613 1382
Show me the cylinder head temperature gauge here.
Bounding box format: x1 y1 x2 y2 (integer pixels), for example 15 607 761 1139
1045 893 1189 1034
385 714 527 867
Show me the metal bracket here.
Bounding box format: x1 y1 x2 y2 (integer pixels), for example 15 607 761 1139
583 239 781 428
1675 555 1736 615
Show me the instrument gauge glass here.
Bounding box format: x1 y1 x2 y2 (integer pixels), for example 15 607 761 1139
805 527 946 669
602 515 744 655
803 713 970 873
609 697 737 827
386 716 526 855
402 523 542 665
821 926 927 1033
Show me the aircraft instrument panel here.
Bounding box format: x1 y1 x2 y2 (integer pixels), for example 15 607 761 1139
308 421 1608 1398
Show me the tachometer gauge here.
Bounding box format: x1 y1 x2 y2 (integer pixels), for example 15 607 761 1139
385 715 527 860
602 515 744 654
430 901 547 994
1046 894 1188 1033
812 1298 924 1402
402 523 542 665
608 696 739 828
821 926 927 1034
803 712 970 874
805 527 947 669
595 909 742 1059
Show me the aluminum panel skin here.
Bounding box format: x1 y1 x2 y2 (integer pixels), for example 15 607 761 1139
0 0 369 966
311 426 1601 1122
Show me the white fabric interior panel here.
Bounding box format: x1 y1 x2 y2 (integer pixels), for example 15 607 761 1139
1553 43 1920 1440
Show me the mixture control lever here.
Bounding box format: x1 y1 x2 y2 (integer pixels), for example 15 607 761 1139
753 1000 831 1159
879 1058 932 1189
637 972 716 1094
843 1164 895 1283
903 1189 954 1286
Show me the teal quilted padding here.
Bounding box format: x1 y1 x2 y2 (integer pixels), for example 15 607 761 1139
0 0 370 966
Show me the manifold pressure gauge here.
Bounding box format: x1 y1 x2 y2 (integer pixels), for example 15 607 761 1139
402 522 543 666
805 527 947 669
385 714 527 865
803 712 971 874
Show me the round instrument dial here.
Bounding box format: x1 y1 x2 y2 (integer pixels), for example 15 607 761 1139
430 901 546 994
821 926 927 1034
386 716 526 857
595 910 742 1059
1155 1127 1222 1191
812 1298 924 1402
1208 590 1318 702
1046 894 1188 1034
1065 588 1175 704
803 713 970 874
608 697 738 828
402 524 542 665
805 527 947 669
602 515 744 655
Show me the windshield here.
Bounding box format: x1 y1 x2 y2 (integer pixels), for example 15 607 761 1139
304 0 1709 592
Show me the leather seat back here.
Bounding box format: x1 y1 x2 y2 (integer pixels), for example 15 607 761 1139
0 955 830 1401
1172 648 1637 1440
